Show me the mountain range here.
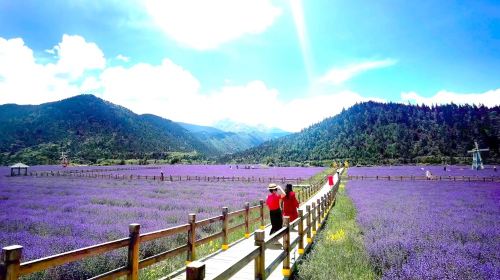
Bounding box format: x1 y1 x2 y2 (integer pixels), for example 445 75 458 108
0 95 289 165
1 95 498 166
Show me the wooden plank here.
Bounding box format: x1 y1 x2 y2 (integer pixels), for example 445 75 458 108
196 232 223 246
19 238 130 275
140 224 189 242
227 209 246 218
196 216 223 228
228 222 246 234
266 227 287 245
88 266 129 280
139 245 189 269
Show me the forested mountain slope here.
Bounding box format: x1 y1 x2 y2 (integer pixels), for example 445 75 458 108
226 102 500 165
0 95 215 165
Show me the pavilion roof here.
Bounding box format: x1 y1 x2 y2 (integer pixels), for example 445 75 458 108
10 163 29 168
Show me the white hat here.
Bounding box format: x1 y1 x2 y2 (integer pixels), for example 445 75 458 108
268 183 277 190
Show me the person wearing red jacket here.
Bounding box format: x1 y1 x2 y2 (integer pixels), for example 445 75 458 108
282 184 299 222
266 183 285 235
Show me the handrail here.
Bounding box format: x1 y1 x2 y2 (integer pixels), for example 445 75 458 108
140 223 190 242
19 237 130 275
89 265 129 280
186 168 345 280
28 171 308 184
347 175 499 182
196 216 223 227
138 245 189 269
196 232 224 246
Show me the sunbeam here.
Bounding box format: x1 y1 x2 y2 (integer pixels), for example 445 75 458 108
290 0 313 82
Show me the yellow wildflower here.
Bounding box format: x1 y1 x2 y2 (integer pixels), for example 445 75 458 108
329 229 345 241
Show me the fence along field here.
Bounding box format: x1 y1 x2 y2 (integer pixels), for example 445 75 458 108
9 164 321 184
2 165 326 278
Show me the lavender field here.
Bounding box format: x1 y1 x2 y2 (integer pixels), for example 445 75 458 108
0 165 324 278
347 167 500 279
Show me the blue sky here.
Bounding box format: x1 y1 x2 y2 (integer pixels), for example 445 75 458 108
0 0 499 131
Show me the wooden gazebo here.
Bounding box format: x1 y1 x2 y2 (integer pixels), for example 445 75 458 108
10 163 29 176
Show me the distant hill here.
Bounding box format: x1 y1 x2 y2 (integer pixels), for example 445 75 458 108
214 119 291 140
178 121 291 155
225 102 500 165
0 95 216 165
177 122 258 154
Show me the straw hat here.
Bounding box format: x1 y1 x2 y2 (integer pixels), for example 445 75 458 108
268 183 277 190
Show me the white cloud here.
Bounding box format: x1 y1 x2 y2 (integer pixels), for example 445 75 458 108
0 37 80 104
401 89 500 107
143 0 282 50
98 59 202 117
50 34 106 78
319 59 397 85
80 76 102 93
116 54 130 62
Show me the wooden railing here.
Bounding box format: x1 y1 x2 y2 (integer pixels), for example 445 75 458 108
185 172 343 280
24 166 161 176
347 175 500 182
26 171 308 184
0 175 329 280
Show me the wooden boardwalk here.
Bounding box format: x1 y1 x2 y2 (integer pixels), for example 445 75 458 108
168 180 334 280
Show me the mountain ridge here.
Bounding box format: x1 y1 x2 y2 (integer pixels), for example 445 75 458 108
0 95 216 165
179 121 291 154
224 102 500 165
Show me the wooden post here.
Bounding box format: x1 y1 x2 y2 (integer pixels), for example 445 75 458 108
326 192 330 209
316 199 321 226
320 196 324 219
325 194 329 213
186 261 205 280
322 196 326 218
244 202 250 238
254 230 266 280
298 209 304 255
311 202 317 237
187 214 197 263
1 245 22 280
306 205 312 244
222 207 229 250
127 224 140 280
282 216 291 277
259 199 265 230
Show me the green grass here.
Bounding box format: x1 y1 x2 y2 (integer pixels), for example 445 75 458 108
297 177 379 280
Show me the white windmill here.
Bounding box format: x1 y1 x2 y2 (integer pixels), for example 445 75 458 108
467 141 489 170
60 151 69 167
